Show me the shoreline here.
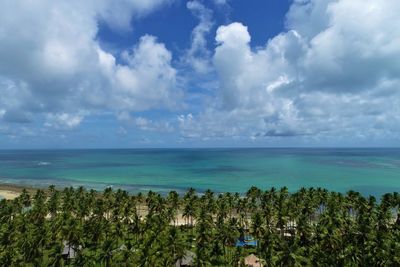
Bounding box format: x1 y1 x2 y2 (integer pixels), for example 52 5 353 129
0 182 190 225
0 183 44 200
2 179 399 201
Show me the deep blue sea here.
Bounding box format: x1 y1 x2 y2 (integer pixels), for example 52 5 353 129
1 148 400 196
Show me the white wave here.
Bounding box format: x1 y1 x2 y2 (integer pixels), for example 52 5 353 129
38 161 51 166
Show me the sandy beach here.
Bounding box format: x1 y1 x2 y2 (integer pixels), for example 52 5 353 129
0 189 20 200
0 183 37 200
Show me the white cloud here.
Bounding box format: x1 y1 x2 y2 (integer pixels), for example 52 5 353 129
213 23 302 111
96 0 173 30
299 0 400 92
0 0 178 127
112 35 179 111
285 0 333 39
183 0 214 74
45 113 84 129
213 0 229 6
2 0 400 145
134 117 174 132
179 0 400 143
118 111 174 132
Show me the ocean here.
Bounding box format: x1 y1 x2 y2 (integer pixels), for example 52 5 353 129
1 148 400 196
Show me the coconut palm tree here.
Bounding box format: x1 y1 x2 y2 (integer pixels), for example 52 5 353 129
2 185 400 265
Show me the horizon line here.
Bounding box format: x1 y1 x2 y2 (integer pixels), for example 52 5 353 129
1 146 400 151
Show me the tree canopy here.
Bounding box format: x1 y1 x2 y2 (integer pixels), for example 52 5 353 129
0 186 399 266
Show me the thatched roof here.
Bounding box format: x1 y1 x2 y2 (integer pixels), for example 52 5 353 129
244 254 263 267
175 250 195 267
62 241 77 259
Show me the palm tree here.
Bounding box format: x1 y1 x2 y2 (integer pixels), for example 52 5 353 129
45 241 64 267
2 185 400 266
195 205 214 266
274 238 309 266
250 211 263 255
98 238 117 266
165 227 185 266
167 191 180 226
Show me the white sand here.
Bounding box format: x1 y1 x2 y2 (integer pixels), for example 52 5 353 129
0 189 20 200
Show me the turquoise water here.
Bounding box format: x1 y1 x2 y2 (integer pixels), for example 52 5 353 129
0 148 400 195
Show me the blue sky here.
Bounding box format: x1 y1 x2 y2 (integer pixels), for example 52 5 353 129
97 1 289 53
1 0 400 148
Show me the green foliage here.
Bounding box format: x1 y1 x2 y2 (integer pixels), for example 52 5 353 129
0 186 399 266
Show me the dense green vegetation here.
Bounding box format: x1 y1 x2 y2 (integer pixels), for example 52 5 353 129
1 185 400 266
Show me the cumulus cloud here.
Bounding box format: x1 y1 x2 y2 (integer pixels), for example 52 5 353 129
45 113 84 129
299 0 400 93
134 117 174 132
183 0 214 74
0 0 178 129
96 0 174 30
118 111 174 132
2 0 400 146
213 0 228 5
179 0 400 143
107 35 179 111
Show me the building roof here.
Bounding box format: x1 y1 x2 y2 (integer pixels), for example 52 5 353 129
175 250 195 266
244 254 263 267
62 241 81 259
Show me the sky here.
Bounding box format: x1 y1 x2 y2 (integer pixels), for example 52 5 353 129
1 0 400 148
